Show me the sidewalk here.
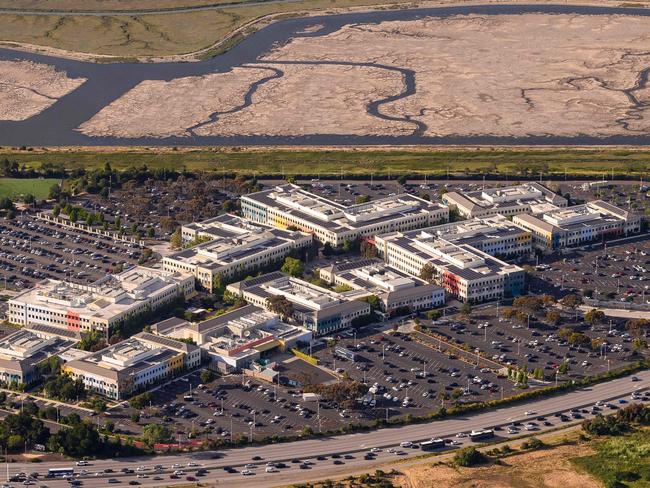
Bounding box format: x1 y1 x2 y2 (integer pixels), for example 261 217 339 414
579 304 650 320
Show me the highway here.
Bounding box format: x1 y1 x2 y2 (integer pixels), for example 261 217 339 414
6 369 648 487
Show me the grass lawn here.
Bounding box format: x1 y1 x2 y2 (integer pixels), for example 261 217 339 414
572 430 650 487
0 178 59 199
2 148 650 177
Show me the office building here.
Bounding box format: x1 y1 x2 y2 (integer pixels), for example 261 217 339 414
513 200 642 249
7 266 195 333
62 332 201 400
319 258 445 315
164 214 312 291
415 216 532 258
152 304 311 372
226 272 371 336
241 183 448 246
0 328 75 386
374 233 525 303
442 182 567 218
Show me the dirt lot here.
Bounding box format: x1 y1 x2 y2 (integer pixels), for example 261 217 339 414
0 60 85 120
395 444 600 488
262 12 650 138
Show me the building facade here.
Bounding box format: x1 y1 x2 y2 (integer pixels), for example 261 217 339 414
319 258 445 314
62 332 201 400
442 183 567 219
226 272 371 336
513 200 641 250
152 305 311 372
163 214 312 291
7 266 195 333
241 184 448 246
374 232 525 303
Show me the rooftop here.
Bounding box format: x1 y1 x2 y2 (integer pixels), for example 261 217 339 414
243 184 445 231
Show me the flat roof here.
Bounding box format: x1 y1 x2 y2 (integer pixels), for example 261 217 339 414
243 184 445 232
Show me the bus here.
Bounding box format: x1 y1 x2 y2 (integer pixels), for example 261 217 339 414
420 438 445 451
469 429 494 442
47 468 74 478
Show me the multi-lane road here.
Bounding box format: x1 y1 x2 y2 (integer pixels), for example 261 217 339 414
7 369 648 488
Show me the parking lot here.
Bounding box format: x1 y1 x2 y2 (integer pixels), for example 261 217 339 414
0 213 144 291
533 236 650 305
113 370 349 442
426 304 643 382
313 325 519 418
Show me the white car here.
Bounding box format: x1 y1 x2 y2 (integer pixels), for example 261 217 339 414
524 411 536 416
400 441 413 448
370 448 382 453
76 461 89 467
265 467 278 473
241 470 254 476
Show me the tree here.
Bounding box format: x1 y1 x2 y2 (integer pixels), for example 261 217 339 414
281 257 304 278
396 175 407 185
419 263 437 284
546 310 561 326
142 424 172 447
560 294 583 310
426 310 441 321
48 420 100 457
170 228 182 249
43 375 85 402
453 447 486 467
266 295 294 319
363 294 381 312
77 329 107 352
128 392 152 410
460 302 472 317
626 319 649 338
584 309 605 327
200 369 216 384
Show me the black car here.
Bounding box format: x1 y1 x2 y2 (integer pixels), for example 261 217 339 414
128 482 140 486
252 456 263 461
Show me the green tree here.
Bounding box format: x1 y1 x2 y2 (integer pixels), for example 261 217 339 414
170 228 182 249
128 392 152 410
418 263 437 283
265 295 294 320
200 369 216 384
142 424 172 447
584 309 605 327
460 302 472 317
281 256 304 278
453 447 486 467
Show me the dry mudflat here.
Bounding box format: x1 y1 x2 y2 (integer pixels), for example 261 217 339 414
77 67 276 138
0 60 85 121
261 12 650 138
53 11 650 139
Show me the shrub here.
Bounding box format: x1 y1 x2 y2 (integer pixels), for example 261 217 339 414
453 447 487 467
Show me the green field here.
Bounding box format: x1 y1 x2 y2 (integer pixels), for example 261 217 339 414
2 148 650 178
0 178 60 199
572 430 650 487
0 0 413 58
